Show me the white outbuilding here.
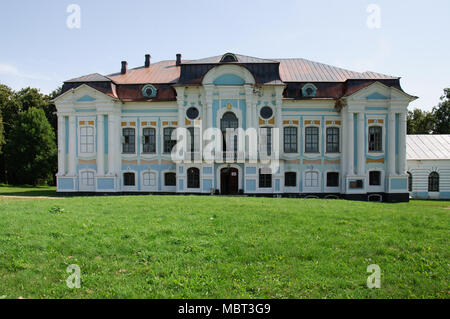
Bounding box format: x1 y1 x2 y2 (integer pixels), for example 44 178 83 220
407 135 450 200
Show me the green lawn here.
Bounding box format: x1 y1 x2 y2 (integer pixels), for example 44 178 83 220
0 185 448 299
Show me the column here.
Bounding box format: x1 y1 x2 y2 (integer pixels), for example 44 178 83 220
177 87 185 129
108 113 119 175
357 113 365 176
347 112 354 175
67 115 76 176
341 111 347 177
387 111 396 176
97 114 104 175
204 85 213 129
398 112 407 175
275 87 284 157
244 85 253 130
57 115 66 175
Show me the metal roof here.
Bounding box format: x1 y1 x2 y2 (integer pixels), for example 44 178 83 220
184 54 279 64
107 60 182 84
66 73 112 83
406 135 450 160
66 53 399 85
277 58 397 82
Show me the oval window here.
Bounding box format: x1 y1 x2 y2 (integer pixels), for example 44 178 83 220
260 106 273 120
186 107 199 120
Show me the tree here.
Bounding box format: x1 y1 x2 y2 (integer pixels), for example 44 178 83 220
0 115 4 154
407 108 434 134
431 88 450 134
5 107 57 185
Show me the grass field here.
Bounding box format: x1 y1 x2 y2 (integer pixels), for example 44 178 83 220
0 185 448 299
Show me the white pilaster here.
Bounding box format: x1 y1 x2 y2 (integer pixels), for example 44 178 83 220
275 86 284 157
57 115 66 175
244 84 253 130
398 112 407 175
67 115 77 176
108 113 120 175
97 114 104 175
357 112 365 176
347 112 354 175
176 87 185 129
388 111 396 176
204 85 213 129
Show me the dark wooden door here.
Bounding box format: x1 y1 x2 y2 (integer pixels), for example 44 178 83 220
220 168 239 195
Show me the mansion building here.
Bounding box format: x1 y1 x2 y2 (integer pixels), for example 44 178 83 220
55 52 417 202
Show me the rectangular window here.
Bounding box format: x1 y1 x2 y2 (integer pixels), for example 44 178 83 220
142 128 156 154
259 169 272 188
285 172 297 187
284 127 298 153
368 126 382 152
164 127 176 154
123 172 135 186
326 172 339 187
164 172 176 186
369 171 381 186
305 127 319 153
349 180 363 189
80 126 95 154
122 128 135 154
326 127 340 153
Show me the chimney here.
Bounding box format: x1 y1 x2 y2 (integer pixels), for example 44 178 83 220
145 54 151 68
121 61 128 74
176 53 182 66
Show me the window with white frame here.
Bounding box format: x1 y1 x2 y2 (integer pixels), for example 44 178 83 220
142 171 156 187
326 127 340 153
123 128 136 154
368 126 382 152
304 171 319 188
80 171 95 187
305 127 319 153
284 127 298 153
80 125 95 154
142 127 156 154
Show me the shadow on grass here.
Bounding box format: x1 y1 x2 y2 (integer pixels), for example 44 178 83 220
0 185 60 197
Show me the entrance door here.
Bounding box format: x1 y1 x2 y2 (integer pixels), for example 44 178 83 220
220 167 239 195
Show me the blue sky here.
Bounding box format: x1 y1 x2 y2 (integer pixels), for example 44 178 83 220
0 0 448 111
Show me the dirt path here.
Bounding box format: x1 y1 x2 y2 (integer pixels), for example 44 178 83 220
0 195 63 199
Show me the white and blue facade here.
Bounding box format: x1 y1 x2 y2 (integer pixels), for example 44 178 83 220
55 53 417 202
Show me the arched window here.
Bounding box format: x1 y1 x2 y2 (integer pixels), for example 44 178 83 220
407 172 413 192
305 171 319 188
142 171 156 187
220 112 238 152
428 172 439 192
187 168 200 189
220 53 238 63
164 172 176 186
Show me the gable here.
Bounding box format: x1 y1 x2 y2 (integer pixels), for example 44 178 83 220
367 92 388 100
77 95 97 102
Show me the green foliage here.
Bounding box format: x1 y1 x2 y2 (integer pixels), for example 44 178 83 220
407 108 434 134
408 88 450 134
4 107 57 185
0 189 448 299
48 206 66 214
431 88 449 134
0 115 4 154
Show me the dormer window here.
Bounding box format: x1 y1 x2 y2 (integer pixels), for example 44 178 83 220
220 53 238 63
301 83 317 97
142 84 157 98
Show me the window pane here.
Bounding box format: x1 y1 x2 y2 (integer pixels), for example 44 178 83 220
123 128 135 154
187 168 200 188
369 126 382 152
326 172 339 187
369 171 381 186
165 173 176 186
305 127 319 153
326 127 339 153
284 127 298 153
285 172 296 187
143 128 156 153
164 128 176 153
